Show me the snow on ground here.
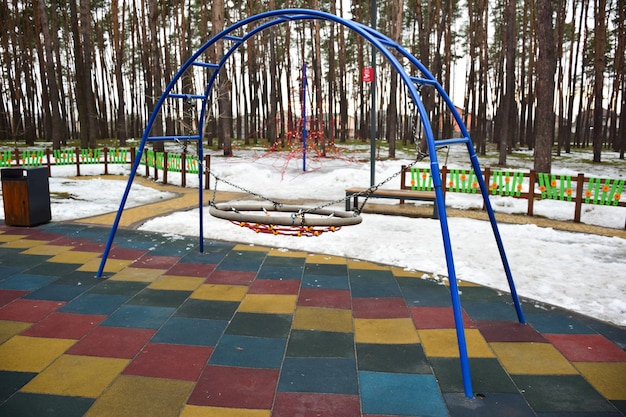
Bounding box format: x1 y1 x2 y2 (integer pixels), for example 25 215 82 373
0 145 624 326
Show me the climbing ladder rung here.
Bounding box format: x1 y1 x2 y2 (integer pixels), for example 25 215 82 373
167 94 205 100
434 137 471 147
223 34 243 42
192 61 219 69
410 76 438 87
147 135 201 142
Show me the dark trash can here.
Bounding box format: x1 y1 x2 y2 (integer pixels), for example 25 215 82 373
1 167 51 226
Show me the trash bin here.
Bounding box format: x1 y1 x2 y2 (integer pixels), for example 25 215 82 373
1 167 51 226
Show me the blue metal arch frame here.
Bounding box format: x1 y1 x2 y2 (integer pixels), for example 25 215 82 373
96 9 525 399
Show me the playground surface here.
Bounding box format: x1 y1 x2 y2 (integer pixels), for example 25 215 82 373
0 188 625 417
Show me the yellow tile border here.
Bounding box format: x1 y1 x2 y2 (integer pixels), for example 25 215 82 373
306 254 347 265
181 405 271 417
191 284 248 302
238 294 297 314
354 318 420 345
292 306 353 333
418 329 494 358
490 342 578 375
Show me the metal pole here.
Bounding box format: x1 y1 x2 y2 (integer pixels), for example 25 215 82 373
302 63 307 172
370 0 377 186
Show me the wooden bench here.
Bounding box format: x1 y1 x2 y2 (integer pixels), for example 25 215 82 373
345 188 439 219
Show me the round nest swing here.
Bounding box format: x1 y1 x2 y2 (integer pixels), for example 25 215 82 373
209 202 362 237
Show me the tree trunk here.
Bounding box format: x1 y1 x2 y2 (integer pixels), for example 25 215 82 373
533 0 556 174
592 0 606 163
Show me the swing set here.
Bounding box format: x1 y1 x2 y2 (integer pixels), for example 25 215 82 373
96 9 525 400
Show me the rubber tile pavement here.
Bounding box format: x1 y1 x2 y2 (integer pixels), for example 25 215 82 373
0 222 625 417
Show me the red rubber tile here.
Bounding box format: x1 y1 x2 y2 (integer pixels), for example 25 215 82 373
410 306 475 329
475 320 547 342
167 263 215 277
0 299 64 322
273 392 361 417
21 312 106 339
187 365 279 409
130 255 180 269
248 279 300 295
297 289 351 309
67 326 155 358
106 248 149 260
205 270 256 285
545 333 626 362
0 290 29 308
124 343 213 381
353 297 410 319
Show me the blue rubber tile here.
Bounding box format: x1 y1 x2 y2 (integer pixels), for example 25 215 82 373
152 316 227 346
128 288 192 308
359 370 448 416
278 357 358 395
216 250 267 272
349 270 402 298
0 265 23 279
0 392 94 417
462 301 521 322
263 256 306 268
512 374 618 414
0 274 58 291
101 304 175 329
53 271 100 287
209 334 287 368
524 311 596 334
430 357 518 394
23 284 90 302
287 330 355 359
397 277 452 307
225 312 292 338
257 266 303 280
58 293 130 315
0 253 50 269
537 413 624 417
301 274 349 290
356 343 430 373
174 299 239 321
444 392 536 417
0 371 36 402
180 243 233 264
304 263 348 276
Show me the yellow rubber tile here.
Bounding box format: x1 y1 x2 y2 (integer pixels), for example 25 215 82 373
181 405 271 417
232 244 269 252
84 375 194 417
191 284 248 302
0 336 75 372
355 318 420 344
238 294 297 314
574 362 626 400
0 320 32 344
21 355 129 397
78 258 133 273
347 259 389 270
292 306 353 333
418 329 495 358
268 248 307 258
148 275 205 291
1 239 47 249
47 250 101 264
306 254 347 265
391 267 430 278
21 245 73 256
108 267 166 282
0 234 27 242
490 342 578 375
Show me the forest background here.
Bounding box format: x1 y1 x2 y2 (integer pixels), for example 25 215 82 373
0 0 624 174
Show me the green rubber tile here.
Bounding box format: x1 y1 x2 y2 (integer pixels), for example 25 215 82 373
430 357 518 394
356 343 431 374
286 330 355 358
0 392 94 417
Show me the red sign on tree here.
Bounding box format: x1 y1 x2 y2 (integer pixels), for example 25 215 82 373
362 67 374 83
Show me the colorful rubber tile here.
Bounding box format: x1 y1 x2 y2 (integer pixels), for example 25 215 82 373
83 375 194 417
0 289 28 308
21 354 128 397
356 343 430 373
0 336 75 372
101 304 175 329
489 342 578 375
216 250 267 272
418 329 494 358
130 254 181 269
574 362 626 400
187 365 279 409
58 293 130 315
209 334 286 368
410 306 475 329
297 288 351 309
0 274 58 291
359 370 448 417
444 392 536 417
180 405 270 417
475 319 547 342
46 250 101 264
349 270 402 298
66 326 155 359
0 392 94 417
397 276 453 307
354 318 419 344
524 310 596 334
128 288 192 308
20 312 106 339
352 297 410 318
301 274 350 290
166 262 215 278
430 357 518 394
278 357 358 394
205 270 257 285
225 312 292 338
191 283 248 302
544 333 626 362
237 294 297 314
273 392 361 417
123 343 213 381
0 299 64 322
0 320 31 344
248 279 300 295
174 299 239 321
0 370 37 402
287 330 355 359
107 267 166 282
152 316 227 346
293 307 353 333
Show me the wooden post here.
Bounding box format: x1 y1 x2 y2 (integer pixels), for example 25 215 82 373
181 152 187 188
574 173 585 223
204 155 211 190
441 165 448 200
527 170 536 216
103 147 109 175
45 148 52 177
162 152 168 185
75 147 81 176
